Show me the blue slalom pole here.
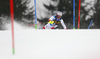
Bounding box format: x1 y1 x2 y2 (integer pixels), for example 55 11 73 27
73 0 75 29
34 0 37 29
88 20 93 29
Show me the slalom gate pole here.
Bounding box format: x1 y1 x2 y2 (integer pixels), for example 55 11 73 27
10 0 15 54
34 0 37 29
78 0 81 29
73 0 75 29
88 20 93 29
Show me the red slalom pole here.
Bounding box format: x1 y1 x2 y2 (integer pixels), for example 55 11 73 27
10 0 15 54
78 0 81 29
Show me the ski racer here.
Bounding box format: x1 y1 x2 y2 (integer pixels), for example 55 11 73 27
43 11 67 29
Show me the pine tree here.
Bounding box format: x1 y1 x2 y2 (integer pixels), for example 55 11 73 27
94 0 100 28
14 0 34 21
0 0 10 16
0 0 34 20
75 0 94 29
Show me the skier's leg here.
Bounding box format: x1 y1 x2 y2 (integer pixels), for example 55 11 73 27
43 23 51 29
43 23 54 29
46 23 53 29
51 27 54 29
43 26 45 29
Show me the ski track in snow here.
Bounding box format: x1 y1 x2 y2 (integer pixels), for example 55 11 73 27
0 30 100 59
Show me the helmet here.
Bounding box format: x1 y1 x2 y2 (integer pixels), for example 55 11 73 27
56 11 62 16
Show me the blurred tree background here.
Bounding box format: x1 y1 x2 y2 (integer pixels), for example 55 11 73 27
58 0 73 29
94 0 100 28
14 0 34 21
0 0 100 30
0 0 10 16
0 0 10 30
41 0 73 29
75 0 90 29
0 0 34 30
41 0 100 29
57 0 97 29
0 0 34 20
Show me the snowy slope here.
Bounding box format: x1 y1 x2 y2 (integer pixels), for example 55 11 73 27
0 30 100 59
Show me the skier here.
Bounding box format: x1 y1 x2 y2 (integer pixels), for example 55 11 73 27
43 11 67 29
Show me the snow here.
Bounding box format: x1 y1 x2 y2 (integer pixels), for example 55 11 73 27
0 30 100 59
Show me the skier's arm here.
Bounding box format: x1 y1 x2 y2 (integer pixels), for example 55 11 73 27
60 19 67 29
48 16 55 24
